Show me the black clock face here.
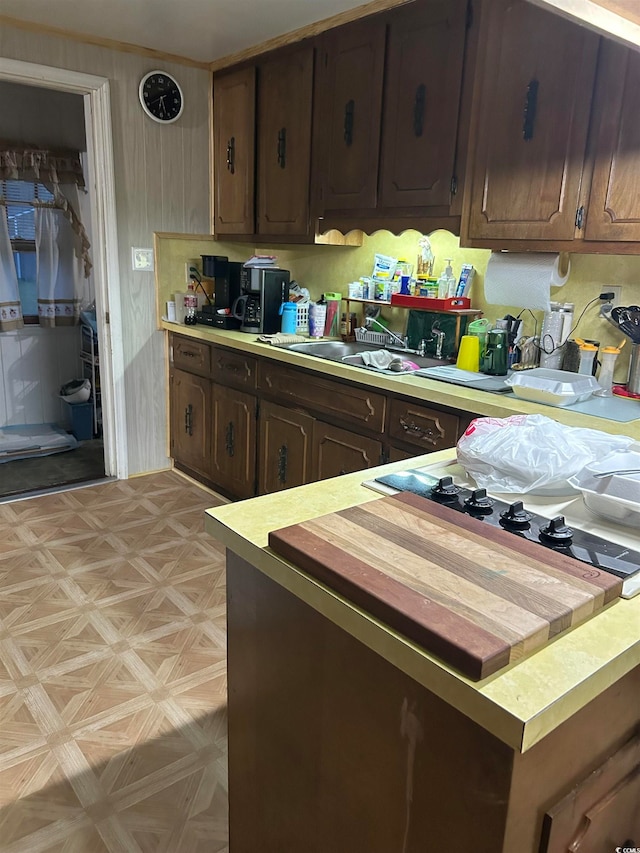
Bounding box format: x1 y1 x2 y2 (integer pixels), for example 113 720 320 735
139 72 183 123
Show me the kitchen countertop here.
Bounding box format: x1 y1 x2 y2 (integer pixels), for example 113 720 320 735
163 321 640 439
204 447 640 753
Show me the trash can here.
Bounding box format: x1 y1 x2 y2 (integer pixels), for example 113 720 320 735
65 401 93 441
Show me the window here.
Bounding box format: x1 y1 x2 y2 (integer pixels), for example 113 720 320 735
2 179 55 323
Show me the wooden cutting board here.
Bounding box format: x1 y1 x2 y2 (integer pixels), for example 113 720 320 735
268 492 622 680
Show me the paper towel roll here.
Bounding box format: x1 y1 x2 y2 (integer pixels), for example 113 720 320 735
483 252 570 312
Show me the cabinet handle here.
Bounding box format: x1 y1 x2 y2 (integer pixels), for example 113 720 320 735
399 416 444 446
344 99 355 147
225 421 235 457
522 79 539 141
413 84 426 137
277 444 288 483
226 136 235 174
277 127 287 168
185 403 193 436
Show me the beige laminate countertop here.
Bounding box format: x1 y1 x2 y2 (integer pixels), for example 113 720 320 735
163 320 640 440
166 323 640 752
204 449 640 755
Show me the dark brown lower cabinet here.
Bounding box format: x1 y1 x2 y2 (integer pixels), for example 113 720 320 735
210 383 257 500
170 368 211 481
226 552 640 853
258 401 314 494
312 421 382 481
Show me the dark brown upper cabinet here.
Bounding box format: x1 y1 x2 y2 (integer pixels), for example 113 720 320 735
314 0 470 234
213 66 256 236
583 39 640 244
315 16 387 212
461 0 599 247
257 45 314 236
378 0 468 210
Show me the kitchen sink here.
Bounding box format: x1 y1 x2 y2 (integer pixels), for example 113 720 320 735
284 340 444 373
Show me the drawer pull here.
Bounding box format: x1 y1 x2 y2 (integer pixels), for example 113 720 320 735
226 136 235 174
185 403 193 436
413 84 426 138
182 350 196 358
344 99 355 147
399 416 444 446
522 79 539 141
277 444 288 483
225 421 235 457
277 127 287 169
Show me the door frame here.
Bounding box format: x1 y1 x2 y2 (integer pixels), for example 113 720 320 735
0 58 127 478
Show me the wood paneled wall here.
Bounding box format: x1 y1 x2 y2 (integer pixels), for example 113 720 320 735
0 24 212 475
0 328 80 427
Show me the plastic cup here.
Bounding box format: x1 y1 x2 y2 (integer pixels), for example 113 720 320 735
456 335 480 372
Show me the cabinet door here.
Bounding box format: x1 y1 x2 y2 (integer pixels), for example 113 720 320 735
585 40 640 242
378 0 467 210
317 16 386 211
213 66 256 235
170 369 211 479
463 0 598 242
258 401 314 494
541 732 640 852
312 421 382 481
257 45 314 236
211 384 257 500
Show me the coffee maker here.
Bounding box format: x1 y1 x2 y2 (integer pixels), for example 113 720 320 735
196 256 243 329
232 268 290 334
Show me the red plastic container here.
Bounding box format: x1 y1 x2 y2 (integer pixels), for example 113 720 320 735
390 294 472 311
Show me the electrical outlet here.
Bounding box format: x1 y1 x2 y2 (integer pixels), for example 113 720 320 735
608 285 623 307
185 258 201 285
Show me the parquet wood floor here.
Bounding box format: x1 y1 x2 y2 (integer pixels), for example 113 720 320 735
0 471 229 852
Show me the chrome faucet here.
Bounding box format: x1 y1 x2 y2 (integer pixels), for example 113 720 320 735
432 329 446 359
365 317 409 350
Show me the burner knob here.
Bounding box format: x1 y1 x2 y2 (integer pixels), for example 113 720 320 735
431 476 461 502
539 516 573 544
500 501 532 529
464 488 494 514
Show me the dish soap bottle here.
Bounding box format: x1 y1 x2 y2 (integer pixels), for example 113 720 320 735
437 259 455 299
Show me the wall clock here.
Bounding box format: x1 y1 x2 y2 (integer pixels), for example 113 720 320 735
138 70 184 123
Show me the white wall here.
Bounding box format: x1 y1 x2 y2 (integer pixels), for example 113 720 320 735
0 24 212 475
0 327 80 427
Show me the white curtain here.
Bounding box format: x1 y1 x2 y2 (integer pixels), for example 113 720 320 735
0 210 23 331
35 206 84 327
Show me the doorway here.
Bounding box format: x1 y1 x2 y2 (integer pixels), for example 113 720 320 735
0 57 127 497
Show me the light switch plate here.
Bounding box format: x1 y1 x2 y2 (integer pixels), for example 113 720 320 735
132 247 154 271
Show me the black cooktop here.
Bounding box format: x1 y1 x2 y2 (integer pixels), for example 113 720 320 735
374 470 640 581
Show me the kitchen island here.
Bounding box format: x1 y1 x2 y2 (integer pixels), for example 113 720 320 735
205 448 640 853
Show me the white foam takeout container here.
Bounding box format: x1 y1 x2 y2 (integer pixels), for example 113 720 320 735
568 449 640 526
505 368 600 406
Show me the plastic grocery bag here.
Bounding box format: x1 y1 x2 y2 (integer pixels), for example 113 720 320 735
456 414 635 495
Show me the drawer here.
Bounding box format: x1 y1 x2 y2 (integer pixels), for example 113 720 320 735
259 361 386 434
211 347 258 391
172 335 211 378
388 398 459 452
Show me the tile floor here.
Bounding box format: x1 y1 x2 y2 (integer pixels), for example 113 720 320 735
0 471 229 852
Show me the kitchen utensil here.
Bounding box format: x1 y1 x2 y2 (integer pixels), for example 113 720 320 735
269 491 621 680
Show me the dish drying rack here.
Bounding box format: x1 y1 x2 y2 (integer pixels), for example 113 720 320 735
355 327 408 348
